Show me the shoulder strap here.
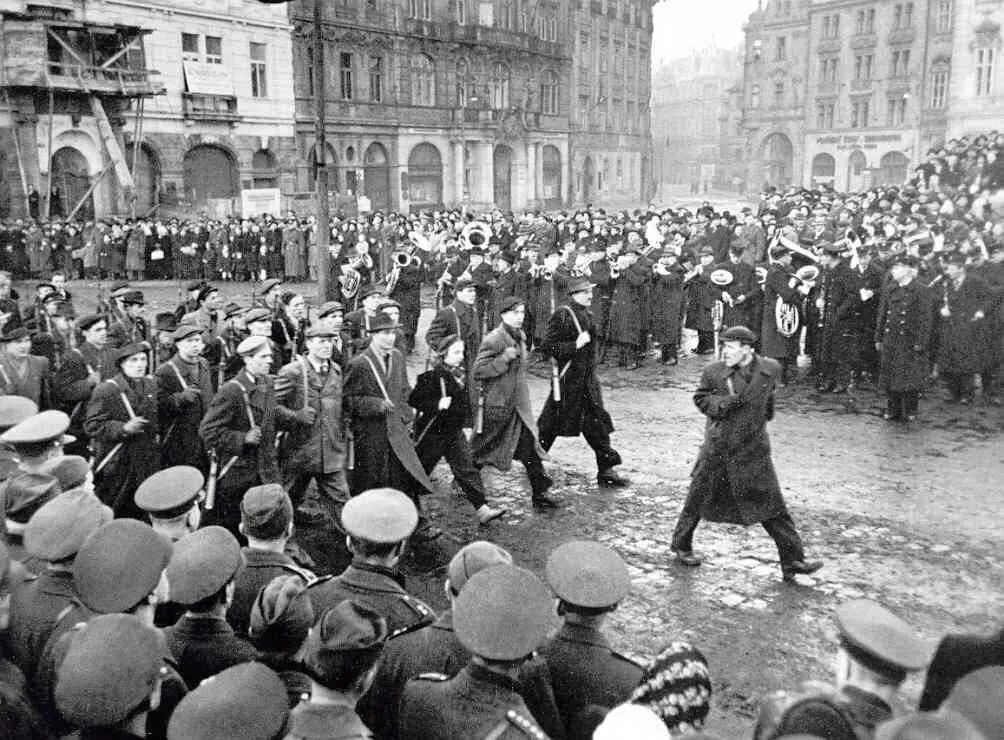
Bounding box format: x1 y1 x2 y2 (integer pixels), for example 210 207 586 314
108 377 137 419
362 354 392 404
227 378 258 428
167 359 189 391
448 305 462 337
296 355 310 411
562 304 583 335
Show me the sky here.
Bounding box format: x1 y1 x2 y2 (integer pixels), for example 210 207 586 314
651 0 761 66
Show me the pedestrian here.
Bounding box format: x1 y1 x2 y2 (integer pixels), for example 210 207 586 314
815 242 861 393
669 326 823 582
426 277 481 407
935 253 993 404
156 323 213 471
0 327 51 407
472 296 558 509
537 277 629 487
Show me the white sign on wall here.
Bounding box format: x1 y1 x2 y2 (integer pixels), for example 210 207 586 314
242 188 282 217
183 61 235 96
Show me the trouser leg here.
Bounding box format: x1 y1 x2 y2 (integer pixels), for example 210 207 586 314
761 509 806 565
312 468 350 524
981 364 999 398
670 483 704 552
513 423 550 495
442 433 486 510
581 409 620 471
902 390 919 417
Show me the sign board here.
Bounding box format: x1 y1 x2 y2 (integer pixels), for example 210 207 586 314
242 188 282 217
183 61 235 96
815 133 904 151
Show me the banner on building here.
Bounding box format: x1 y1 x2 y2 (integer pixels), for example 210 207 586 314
242 188 282 217
183 61 235 96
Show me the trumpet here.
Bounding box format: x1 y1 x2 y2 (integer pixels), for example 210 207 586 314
386 250 422 293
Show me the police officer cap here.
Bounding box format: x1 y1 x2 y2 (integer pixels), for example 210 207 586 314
77 313 106 331
237 335 271 356
365 310 400 333
38 454 90 491
720 325 758 345
500 296 526 314
115 341 150 364
222 302 244 319
453 565 554 660
167 662 289 740
0 395 37 431
240 483 293 540
121 290 145 305
567 277 594 295
301 600 389 681
0 409 72 451
243 307 272 325
134 466 204 518
447 540 513 594
260 278 283 294
341 487 417 543
546 540 630 608
942 666 1004 740
3 472 60 527
75 520 173 613
166 525 241 605
185 279 206 293
305 323 336 339
25 491 112 561
172 323 203 343
874 713 985 740
836 599 929 680
55 614 164 729
317 301 345 318
197 284 219 303
455 277 476 292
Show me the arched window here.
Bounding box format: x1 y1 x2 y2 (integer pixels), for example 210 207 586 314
539 69 558 115
491 62 510 109
456 59 470 107
412 54 436 106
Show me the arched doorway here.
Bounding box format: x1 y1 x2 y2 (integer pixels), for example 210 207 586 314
126 144 160 215
183 145 238 210
309 142 340 193
878 151 909 186
493 145 513 211
811 153 836 187
407 143 442 210
51 147 93 219
251 149 279 189
846 149 867 192
761 133 793 188
364 142 391 211
541 145 561 209
582 155 594 202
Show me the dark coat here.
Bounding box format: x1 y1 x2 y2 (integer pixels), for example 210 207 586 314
343 346 435 496
588 259 614 339
541 622 643 738
649 264 686 344
606 261 648 344
274 355 345 474
164 614 258 689
714 260 757 329
919 627 1004 711
85 374 159 519
54 342 116 441
472 324 544 470
875 280 934 392
426 300 481 408
688 356 786 525
685 270 717 332
7 569 77 677
0 354 50 408
936 275 994 373
760 264 804 360
226 548 314 637
410 364 472 436
156 355 214 471
818 260 862 364
536 302 613 439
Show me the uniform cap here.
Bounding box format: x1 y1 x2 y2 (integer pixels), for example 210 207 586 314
0 409 71 450
166 525 241 605
3 472 60 526
243 307 272 325
115 341 150 364
260 278 283 294
24 491 113 561
359 283 385 299
55 613 164 728
720 325 758 345
301 600 388 680
317 301 345 318
455 277 475 291
874 713 985 740
74 519 173 613
248 574 314 653
38 454 90 491
222 302 244 319
0 395 38 431
0 327 29 342
134 466 204 517
365 310 400 333
836 599 929 680
167 662 289 740
341 487 417 543
172 323 203 343
447 540 513 593
121 290 145 305
453 565 554 660
942 666 1004 740
109 281 131 297
237 335 271 356
197 285 219 303
240 484 293 540
77 314 106 331
305 324 336 339
500 296 526 314
566 276 594 295
545 540 630 608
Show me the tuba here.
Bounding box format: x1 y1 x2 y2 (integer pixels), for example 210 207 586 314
775 265 818 338
710 269 733 334
460 221 491 251
340 267 361 301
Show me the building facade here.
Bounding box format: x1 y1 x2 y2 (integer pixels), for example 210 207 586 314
947 0 1003 137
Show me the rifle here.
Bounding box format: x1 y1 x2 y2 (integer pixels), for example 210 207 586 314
550 357 562 402
204 451 219 510
474 384 485 434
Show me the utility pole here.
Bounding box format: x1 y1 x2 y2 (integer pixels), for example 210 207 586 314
313 0 330 303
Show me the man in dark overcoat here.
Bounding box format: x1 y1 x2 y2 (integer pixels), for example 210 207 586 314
606 249 649 368
684 246 718 354
815 243 862 392
54 314 116 457
935 253 993 404
759 248 810 384
157 323 214 471
875 255 934 421
537 277 627 487
426 278 481 405
669 326 823 582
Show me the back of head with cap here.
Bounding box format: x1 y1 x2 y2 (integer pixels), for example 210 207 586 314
301 600 388 690
447 540 513 596
24 491 112 563
631 641 713 735
165 525 241 607
248 574 314 655
240 484 293 541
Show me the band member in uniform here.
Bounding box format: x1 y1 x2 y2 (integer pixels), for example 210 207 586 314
54 314 116 456
85 342 159 520
199 335 280 535
0 327 51 408
875 255 934 422
760 247 811 385
649 250 686 365
386 249 423 353
606 249 649 369
936 252 993 404
537 277 628 488
669 326 823 582
815 243 861 393
472 297 558 509
684 246 718 354
851 247 885 386
157 323 214 471
714 246 756 330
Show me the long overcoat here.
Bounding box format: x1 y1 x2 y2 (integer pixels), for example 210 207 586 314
936 276 993 374
606 261 649 344
156 355 214 471
875 279 934 391
472 324 545 470
274 355 345 475
649 264 686 344
688 355 787 525
760 265 803 360
818 260 862 367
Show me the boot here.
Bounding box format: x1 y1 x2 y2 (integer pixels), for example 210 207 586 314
529 471 559 509
781 559 824 582
597 467 630 487
476 504 507 525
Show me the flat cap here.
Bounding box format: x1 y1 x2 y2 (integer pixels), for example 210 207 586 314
836 600 929 679
0 327 29 342
109 280 131 297
942 666 1004 740
720 325 758 345
545 540 630 608
365 310 400 333
359 283 385 299
260 278 283 294
3 472 60 526
134 466 204 517
0 409 71 449
249 574 314 653
121 290 145 305
566 277 594 295
237 335 271 356
115 341 150 364
240 484 293 540
222 302 244 319
38 454 90 491
167 662 289 740
243 307 272 324
301 600 388 675
172 323 203 343
341 488 417 543
500 296 526 314
24 491 112 561
76 314 106 331
74 520 173 613
305 324 336 339
0 395 38 431
453 565 554 660
185 279 206 292
317 301 344 318
154 312 177 333
197 284 219 303
448 540 513 594
166 525 242 605
55 614 164 728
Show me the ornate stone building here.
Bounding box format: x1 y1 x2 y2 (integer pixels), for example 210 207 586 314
947 0 1004 137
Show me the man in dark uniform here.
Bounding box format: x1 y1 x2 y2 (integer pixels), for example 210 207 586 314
54 314 115 456
815 242 861 393
669 326 823 582
106 290 148 349
537 277 628 487
541 540 642 738
684 246 718 354
936 253 993 404
426 277 481 401
398 564 552 740
307 488 435 638
157 323 214 471
759 246 811 385
755 599 929 740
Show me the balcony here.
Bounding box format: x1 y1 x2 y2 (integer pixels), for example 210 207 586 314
182 93 241 123
442 23 565 57
816 37 841 54
849 33 878 50
887 27 915 45
850 78 873 92
42 62 165 97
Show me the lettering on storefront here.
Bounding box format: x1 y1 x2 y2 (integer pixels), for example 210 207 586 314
815 133 904 151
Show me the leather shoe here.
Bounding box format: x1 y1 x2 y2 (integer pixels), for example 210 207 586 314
782 560 823 581
672 548 702 566
597 469 630 487
476 505 507 525
531 493 560 509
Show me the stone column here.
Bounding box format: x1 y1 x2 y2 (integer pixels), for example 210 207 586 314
451 140 464 206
